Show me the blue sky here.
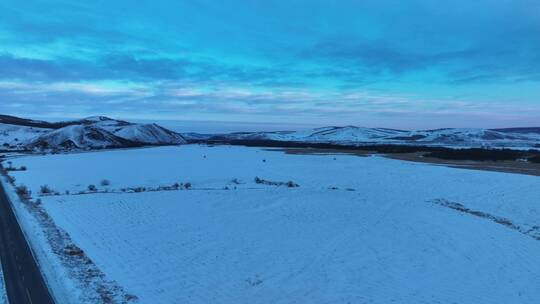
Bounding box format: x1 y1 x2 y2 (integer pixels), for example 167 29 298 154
0 0 539 129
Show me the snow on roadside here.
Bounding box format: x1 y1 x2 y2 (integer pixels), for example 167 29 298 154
0 260 7 304
0 175 137 303
5 145 540 303
0 175 78 303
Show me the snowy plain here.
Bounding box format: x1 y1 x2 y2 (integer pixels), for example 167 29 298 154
7 145 540 303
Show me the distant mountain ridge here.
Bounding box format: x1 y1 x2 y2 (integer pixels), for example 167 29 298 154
187 125 540 149
2 114 540 152
0 115 186 151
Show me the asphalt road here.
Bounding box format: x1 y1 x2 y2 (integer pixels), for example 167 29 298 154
0 182 55 304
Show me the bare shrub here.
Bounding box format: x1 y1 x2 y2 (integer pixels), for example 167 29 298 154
6 165 26 172
40 185 53 194
6 175 15 184
132 187 146 193
88 184 97 192
286 181 299 188
184 182 192 189
15 185 31 198
255 176 299 188
64 244 84 256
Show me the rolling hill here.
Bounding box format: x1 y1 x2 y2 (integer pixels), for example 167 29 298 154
0 115 186 151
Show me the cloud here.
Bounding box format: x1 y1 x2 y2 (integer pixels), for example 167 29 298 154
0 54 307 88
300 37 540 84
0 0 539 128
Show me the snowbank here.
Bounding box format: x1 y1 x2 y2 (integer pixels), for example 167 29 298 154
0 176 79 303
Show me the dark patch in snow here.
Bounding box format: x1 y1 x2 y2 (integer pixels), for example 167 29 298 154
431 199 540 241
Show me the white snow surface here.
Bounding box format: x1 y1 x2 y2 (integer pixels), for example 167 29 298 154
7 145 540 303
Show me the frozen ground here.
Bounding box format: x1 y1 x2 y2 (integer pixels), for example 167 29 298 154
7 145 540 303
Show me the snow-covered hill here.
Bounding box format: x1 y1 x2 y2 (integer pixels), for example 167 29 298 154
106 123 186 145
30 125 139 150
2 114 539 151
0 123 50 150
0 115 186 151
200 126 540 149
405 128 540 147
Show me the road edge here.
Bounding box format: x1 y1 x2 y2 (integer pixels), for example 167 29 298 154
0 175 75 303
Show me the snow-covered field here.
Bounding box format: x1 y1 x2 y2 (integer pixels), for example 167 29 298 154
7 145 540 303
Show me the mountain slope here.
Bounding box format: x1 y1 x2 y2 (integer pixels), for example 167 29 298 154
110 123 186 145
0 115 186 151
30 125 140 150
0 115 64 129
0 123 51 150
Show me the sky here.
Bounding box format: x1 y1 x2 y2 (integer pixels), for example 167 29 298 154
0 0 539 130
